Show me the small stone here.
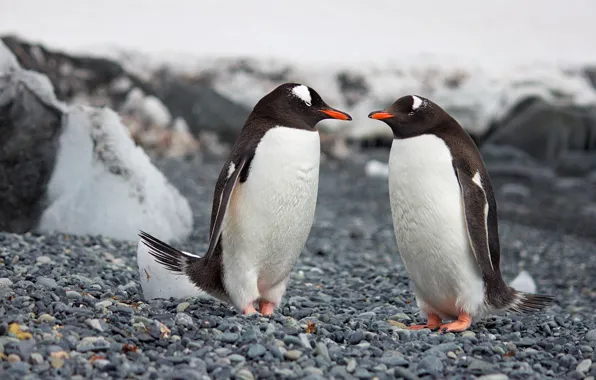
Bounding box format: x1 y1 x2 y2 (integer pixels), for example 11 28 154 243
38 314 56 323
66 291 82 300
284 350 302 361
461 331 476 338
51 357 65 369
576 359 592 374
7 354 21 363
247 344 266 358
235 368 255 380
346 358 357 373
417 355 444 373
447 351 457 359
348 331 363 345
477 375 509 380
219 333 239 343
315 342 331 361
586 330 596 341
37 277 57 289
85 319 107 332
30 353 43 365
176 302 191 313
358 311 376 319
175 313 194 327
36 256 53 264
228 354 245 363
0 278 13 288
95 300 112 310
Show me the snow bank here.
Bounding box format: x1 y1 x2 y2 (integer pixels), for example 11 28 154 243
0 39 193 242
37 105 193 242
112 52 596 142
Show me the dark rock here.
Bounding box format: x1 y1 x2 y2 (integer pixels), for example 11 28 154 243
151 69 250 144
485 99 596 164
0 45 63 233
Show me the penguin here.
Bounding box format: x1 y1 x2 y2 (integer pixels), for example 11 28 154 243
139 83 352 316
368 95 553 332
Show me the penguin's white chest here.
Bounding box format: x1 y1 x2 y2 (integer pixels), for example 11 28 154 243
388 134 485 319
222 126 320 290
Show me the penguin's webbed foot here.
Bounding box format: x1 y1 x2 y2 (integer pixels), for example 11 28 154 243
242 304 258 315
259 300 275 316
408 313 442 330
439 313 472 332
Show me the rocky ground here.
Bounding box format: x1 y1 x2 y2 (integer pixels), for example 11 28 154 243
1 147 596 380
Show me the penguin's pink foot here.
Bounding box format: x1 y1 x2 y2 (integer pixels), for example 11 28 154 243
408 313 442 330
440 313 472 332
242 304 257 315
259 300 275 316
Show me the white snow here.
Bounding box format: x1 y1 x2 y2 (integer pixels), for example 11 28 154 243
365 160 389 178
37 105 194 242
137 240 206 300
509 270 537 294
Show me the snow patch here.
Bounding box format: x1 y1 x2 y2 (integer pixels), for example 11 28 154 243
37 105 193 242
509 270 537 294
137 240 205 300
365 160 389 178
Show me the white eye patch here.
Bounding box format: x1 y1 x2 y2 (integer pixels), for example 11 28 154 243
411 95 423 111
292 85 312 106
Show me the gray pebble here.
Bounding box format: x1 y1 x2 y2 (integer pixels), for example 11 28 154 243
175 313 194 327
235 368 255 380
0 278 13 288
346 358 357 373
37 277 57 289
29 353 43 365
576 359 592 374
417 355 444 373
36 256 53 264
66 290 82 300
586 329 596 341
219 333 239 343
247 344 266 358
284 349 302 361
176 302 190 313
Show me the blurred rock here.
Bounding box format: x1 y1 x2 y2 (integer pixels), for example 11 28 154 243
485 99 596 163
0 39 193 242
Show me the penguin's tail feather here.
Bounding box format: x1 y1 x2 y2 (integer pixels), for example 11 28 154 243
506 289 555 314
139 230 201 274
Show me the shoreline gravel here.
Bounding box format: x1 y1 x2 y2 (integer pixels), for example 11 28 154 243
1 149 595 379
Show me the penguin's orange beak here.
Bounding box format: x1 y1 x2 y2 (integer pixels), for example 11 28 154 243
320 108 352 121
368 111 394 120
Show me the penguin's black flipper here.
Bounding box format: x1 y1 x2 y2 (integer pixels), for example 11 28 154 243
203 153 250 260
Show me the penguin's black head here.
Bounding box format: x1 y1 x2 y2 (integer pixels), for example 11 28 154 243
367 95 443 139
253 83 352 129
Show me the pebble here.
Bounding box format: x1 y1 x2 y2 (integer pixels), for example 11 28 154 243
586 330 596 342
417 355 444 373
7 354 21 363
346 358 357 373
0 278 13 288
66 291 82 300
176 302 190 313
175 313 194 327
477 375 509 380
37 277 57 289
29 353 44 365
576 359 592 374
38 314 55 323
247 344 266 358
284 350 302 361
85 318 107 332
219 333 239 343
235 368 255 380
36 256 53 264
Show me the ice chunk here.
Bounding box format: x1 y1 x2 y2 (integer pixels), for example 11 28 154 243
509 270 537 294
